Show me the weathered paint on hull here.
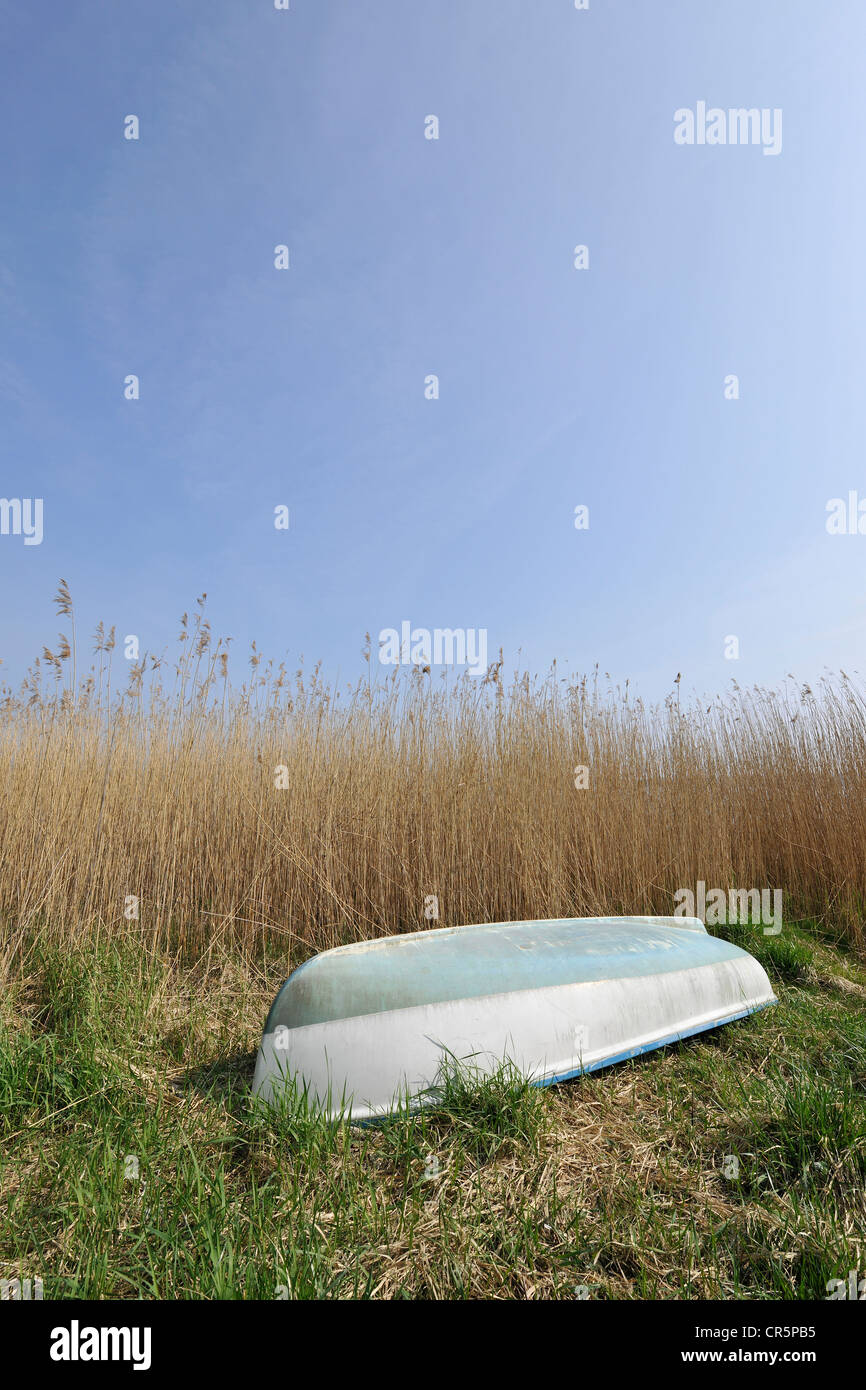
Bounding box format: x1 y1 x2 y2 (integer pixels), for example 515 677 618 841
252 917 776 1120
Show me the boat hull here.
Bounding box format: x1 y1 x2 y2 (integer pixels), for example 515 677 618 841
253 917 776 1120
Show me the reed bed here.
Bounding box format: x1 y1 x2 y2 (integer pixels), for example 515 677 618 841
0 584 863 964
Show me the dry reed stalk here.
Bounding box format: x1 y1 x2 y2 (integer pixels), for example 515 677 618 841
0 590 863 962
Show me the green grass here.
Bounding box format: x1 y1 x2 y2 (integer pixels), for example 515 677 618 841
714 918 815 982
1 921 864 1300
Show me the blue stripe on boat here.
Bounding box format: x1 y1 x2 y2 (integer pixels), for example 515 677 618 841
539 998 778 1087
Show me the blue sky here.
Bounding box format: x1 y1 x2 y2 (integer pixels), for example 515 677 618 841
2 0 865 700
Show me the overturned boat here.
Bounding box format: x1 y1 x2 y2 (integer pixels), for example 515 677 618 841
253 915 776 1121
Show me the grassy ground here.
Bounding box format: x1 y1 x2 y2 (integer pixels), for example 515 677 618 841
1 916 864 1300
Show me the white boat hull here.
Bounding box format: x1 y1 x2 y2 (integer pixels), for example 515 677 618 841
253 916 776 1121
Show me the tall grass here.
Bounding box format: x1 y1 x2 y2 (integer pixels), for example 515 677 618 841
0 584 863 964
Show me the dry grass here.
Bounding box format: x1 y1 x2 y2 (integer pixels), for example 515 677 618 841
1 584 864 967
